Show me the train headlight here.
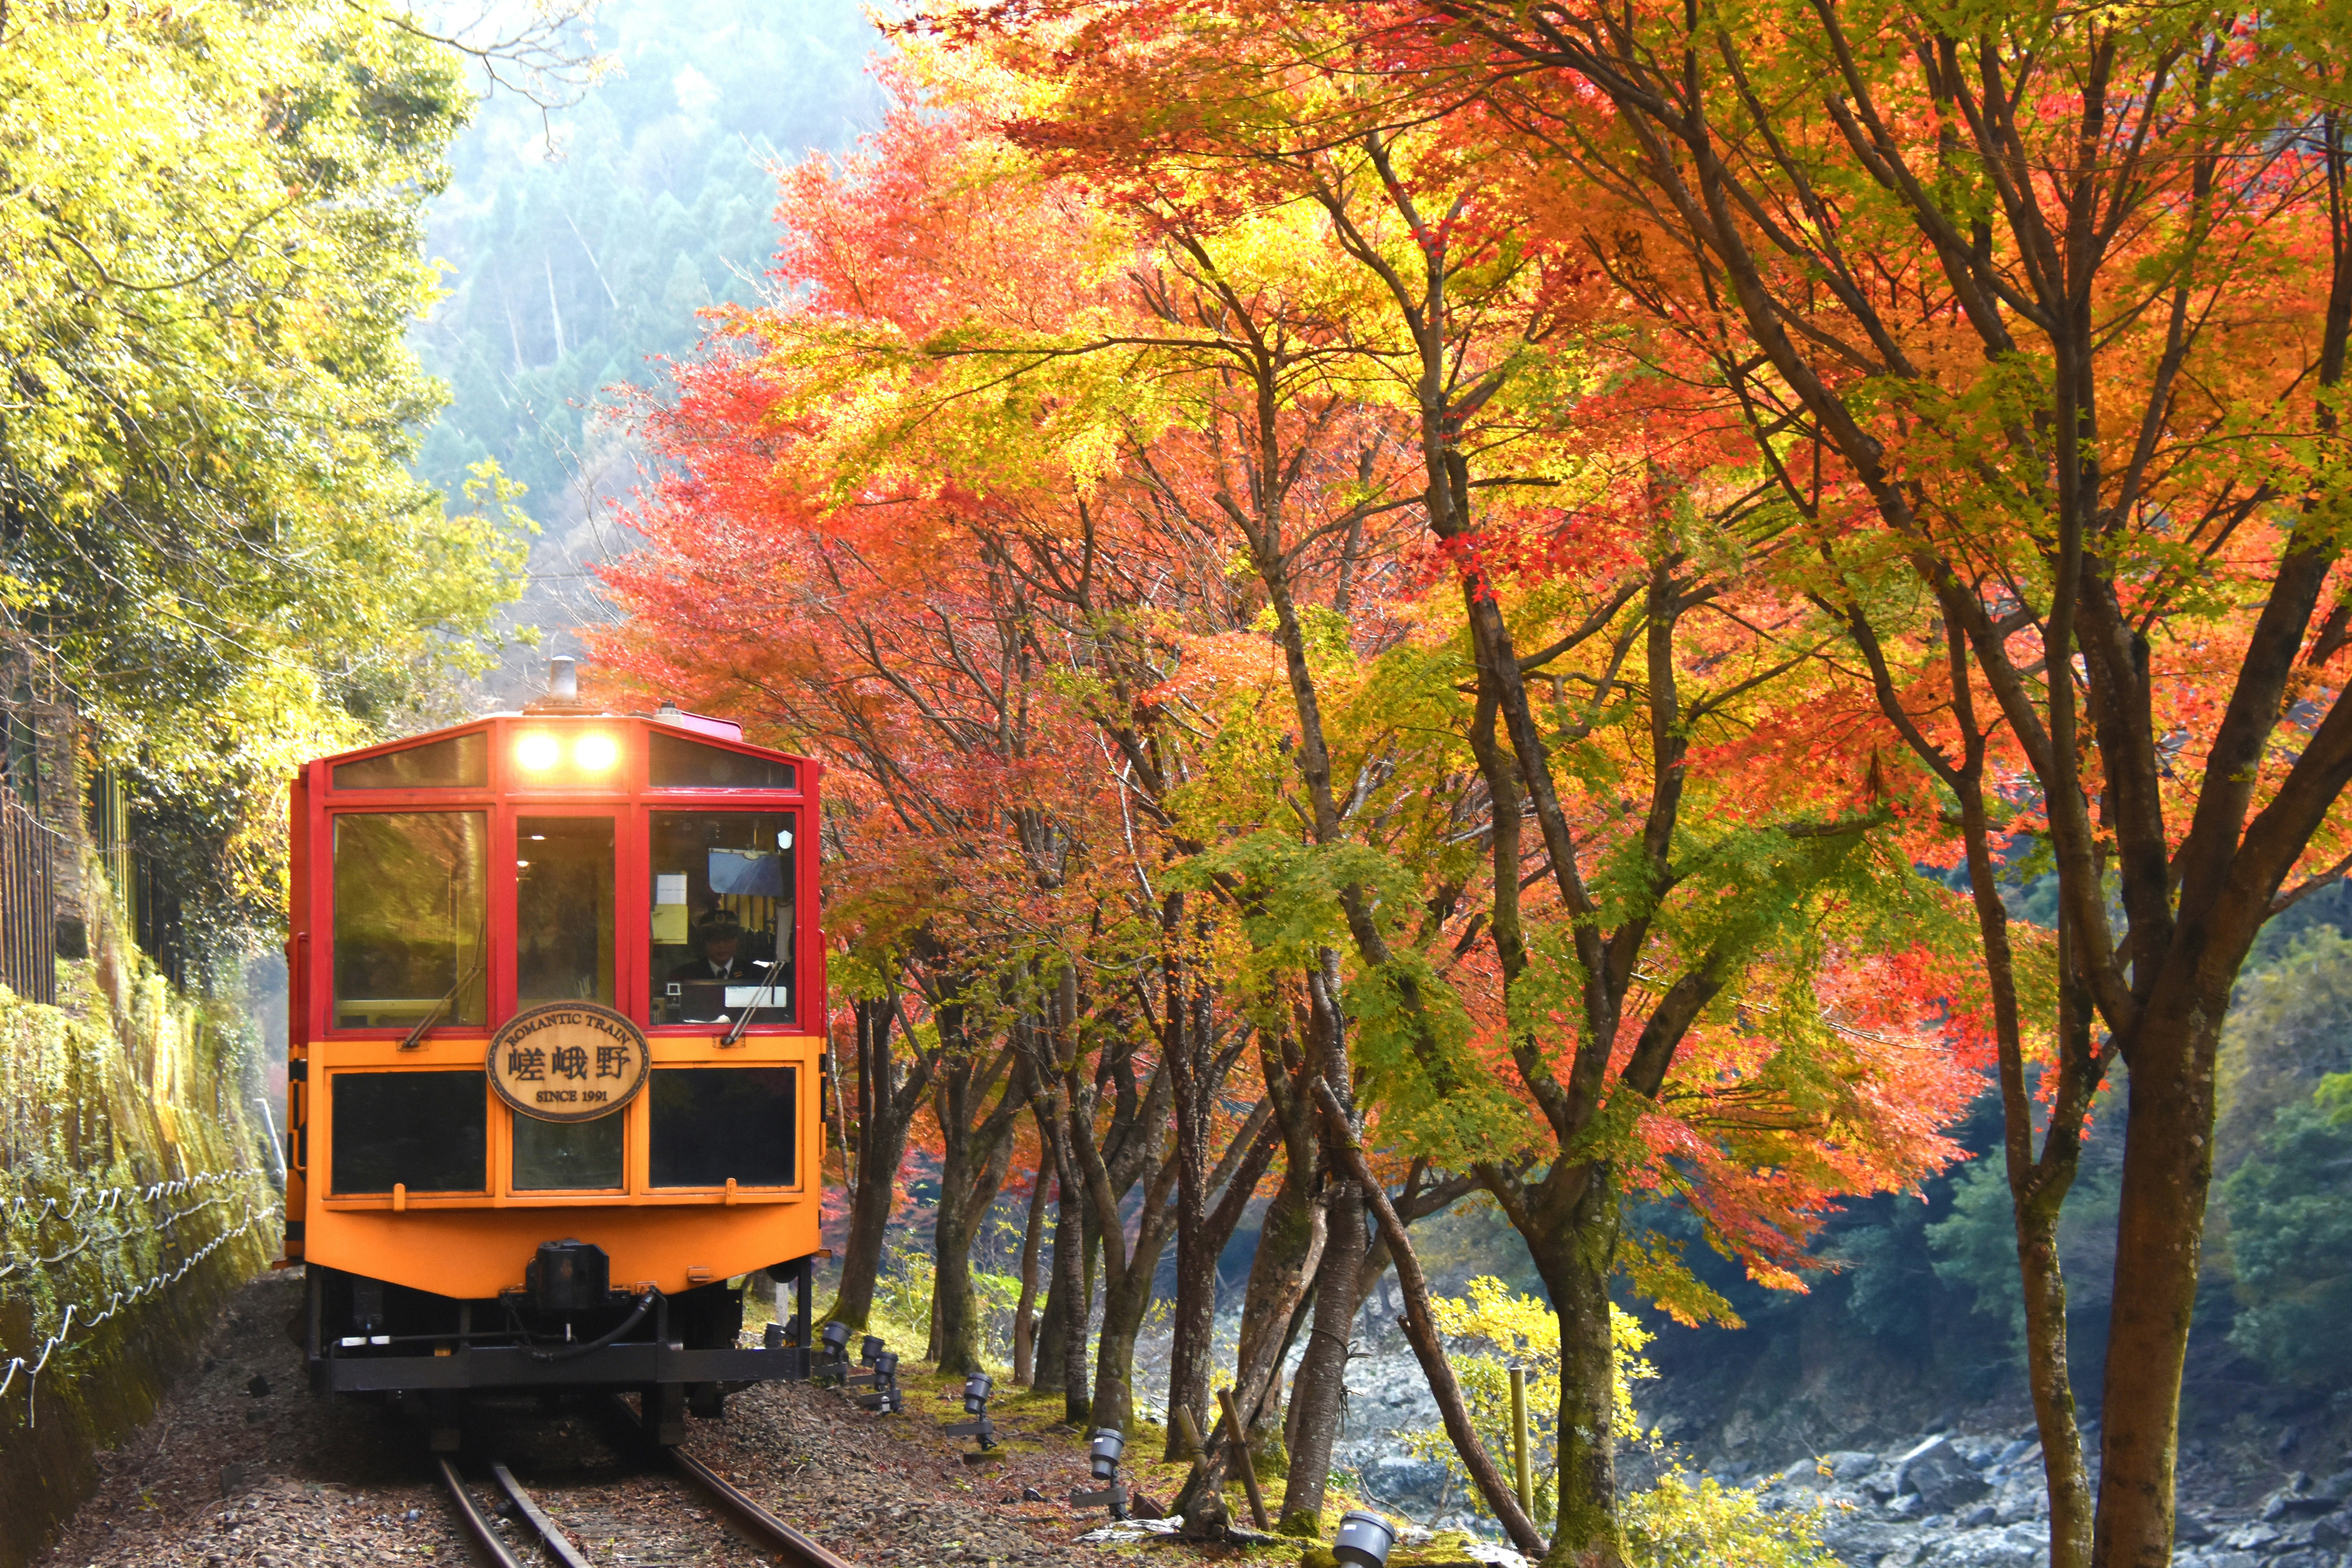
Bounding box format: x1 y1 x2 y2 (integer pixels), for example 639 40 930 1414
515 733 561 771
821 1321 849 1354
964 1373 992 1414
860 1334 886 1365
1088 1427 1124 1481
573 732 619 771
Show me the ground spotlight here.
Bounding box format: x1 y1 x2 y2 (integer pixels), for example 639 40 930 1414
947 1373 996 1452
1334 1511 1397 1567
849 1342 901 1413
1070 1426 1129 1519
816 1320 850 1384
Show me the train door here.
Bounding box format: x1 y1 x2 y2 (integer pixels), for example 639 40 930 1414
505 807 629 1192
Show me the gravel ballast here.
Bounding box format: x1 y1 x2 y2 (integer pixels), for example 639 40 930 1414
33 1273 1199 1568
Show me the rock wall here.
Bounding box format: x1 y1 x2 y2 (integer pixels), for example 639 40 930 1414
0 853 278 1568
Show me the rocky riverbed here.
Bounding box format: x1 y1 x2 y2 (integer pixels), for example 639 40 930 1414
1282 1328 2352 1568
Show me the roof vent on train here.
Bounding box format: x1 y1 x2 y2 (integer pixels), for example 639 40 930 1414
524 655 590 715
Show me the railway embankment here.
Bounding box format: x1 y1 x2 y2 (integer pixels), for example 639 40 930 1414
0 856 279 1568
36 1271 1167 1568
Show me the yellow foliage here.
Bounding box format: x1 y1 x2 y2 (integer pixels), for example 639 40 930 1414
1407 1278 1838 1566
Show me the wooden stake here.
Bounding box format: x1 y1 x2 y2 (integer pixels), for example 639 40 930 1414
1509 1367 1533 1515
1173 1405 1207 1468
1218 1386 1271 1529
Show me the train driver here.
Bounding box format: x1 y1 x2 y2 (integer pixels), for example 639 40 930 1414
670 912 757 982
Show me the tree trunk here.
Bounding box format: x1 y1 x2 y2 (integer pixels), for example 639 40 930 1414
1520 1173 1625 1568
1279 1178 1362 1533
1165 957 1217 1460
1014 1149 1052 1387
1040 1100 1093 1423
932 1179 976 1370
828 998 931 1329
2093 1000 2226 1568
2018 1174 2092 1568
1085 1148 1181 1439
1163 973 1275 1459
1313 1078 1545 1556
1034 1236 1068 1395
931 1036 1027 1377
1172 1186 1326 1521
1235 1161 1320 1443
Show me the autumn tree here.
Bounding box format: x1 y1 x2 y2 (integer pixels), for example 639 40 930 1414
0 0 534 946
1299 4 2352 1564
915 17 1992 1561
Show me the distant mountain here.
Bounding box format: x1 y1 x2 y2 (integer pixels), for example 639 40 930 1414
410 0 885 700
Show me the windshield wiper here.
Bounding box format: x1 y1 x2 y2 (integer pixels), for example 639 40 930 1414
722 958 786 1047
400 933 486 1052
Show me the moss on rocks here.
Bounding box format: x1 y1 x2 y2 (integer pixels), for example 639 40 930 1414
0 864 276 1568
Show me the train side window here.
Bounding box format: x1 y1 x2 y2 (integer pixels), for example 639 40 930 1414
330 1071 488 1194
647 811 795 1027
647 732 796 790
515 816 615 1010
512 1110 624 1191
649 1067 796 1188
332 812 488 1029
331 732 487 790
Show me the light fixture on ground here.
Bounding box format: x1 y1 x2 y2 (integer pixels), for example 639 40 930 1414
1334 1512 1396 1567
816 1320 850 1384
1069 1426 1128 1519
946 1373 995 1452
843 1337 900 1413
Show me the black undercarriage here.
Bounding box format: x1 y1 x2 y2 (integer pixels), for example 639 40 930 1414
300 1250 816 1448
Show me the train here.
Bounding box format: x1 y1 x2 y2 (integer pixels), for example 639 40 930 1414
275 661 826 1446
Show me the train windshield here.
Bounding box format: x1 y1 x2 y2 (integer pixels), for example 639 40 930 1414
515 815 615 1009
649 809 795 1027
648 731 796 790
331 731 487 790
332 812 489 1029
512 1112 624 1191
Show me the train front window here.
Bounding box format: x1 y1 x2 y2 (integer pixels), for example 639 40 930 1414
515 816 615 1010
512 1110 624 1191
650 1067 797 1187
648 810 795 1027
330 1071 487 1194
331 731 487 790
648 731 796 790
332 812 488 1030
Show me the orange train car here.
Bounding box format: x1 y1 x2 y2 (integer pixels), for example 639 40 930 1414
278 662 826 1445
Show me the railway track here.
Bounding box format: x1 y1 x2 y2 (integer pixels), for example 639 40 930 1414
435 1399 860 1568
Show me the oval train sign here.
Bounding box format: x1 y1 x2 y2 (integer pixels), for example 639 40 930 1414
488 1002 650 1122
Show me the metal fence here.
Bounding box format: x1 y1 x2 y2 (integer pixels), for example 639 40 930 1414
0 785 57 1004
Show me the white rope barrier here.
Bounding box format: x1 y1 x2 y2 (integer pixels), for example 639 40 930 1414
0 1185 264 1280
0 1201 274 1424
2 1167 268 1230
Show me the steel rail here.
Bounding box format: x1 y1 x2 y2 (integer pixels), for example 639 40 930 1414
488 1461 596 1568
668 1443 863 1568
434 1455 527 1568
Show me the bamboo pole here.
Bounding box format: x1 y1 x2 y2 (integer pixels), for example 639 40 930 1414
1218 1386 1271 1528
1509 1367 1533 1516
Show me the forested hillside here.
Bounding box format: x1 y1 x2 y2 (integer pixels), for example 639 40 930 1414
409 0 883 683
